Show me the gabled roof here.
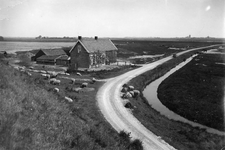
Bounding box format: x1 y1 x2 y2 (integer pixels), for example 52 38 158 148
56 55 69 60
70 38 118 53
36 55 60 61
41 48 66 56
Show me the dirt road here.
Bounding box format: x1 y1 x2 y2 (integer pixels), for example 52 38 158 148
96 45 222 150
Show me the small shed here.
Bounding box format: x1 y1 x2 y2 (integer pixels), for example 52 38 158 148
31 48 66 61
56 55 70 66
36 55 60 65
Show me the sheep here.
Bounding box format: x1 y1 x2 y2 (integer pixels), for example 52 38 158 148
29 66 34 69
122 92 132 98
65 96 73 102
121 87 128 93
26 72 32 76
80 82 88 88
65 73 70 76
81 82 88 88
45 74 51 79
54 79 61 85
122 83 128 88
41 73 48 77
92 77 97 82
76 72 82 76
70 78 76 84
129 91 134 97
128 86 134 91
133 90 140 98
49 78 57 84
53 87 59 93
50 72 58 78
40 70 47 74
72 87 82 93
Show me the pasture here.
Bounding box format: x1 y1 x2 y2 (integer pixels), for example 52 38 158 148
158 53 225 132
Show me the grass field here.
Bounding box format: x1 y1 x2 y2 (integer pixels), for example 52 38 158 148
126 48 225 150
113 40 223 57
158 53 225 131
0 58 143 150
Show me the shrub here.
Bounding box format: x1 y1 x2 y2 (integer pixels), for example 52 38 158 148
128 139 143 150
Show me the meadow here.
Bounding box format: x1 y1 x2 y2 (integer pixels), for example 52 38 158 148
127 47 225 150
158 53 225 131
0 58 142 150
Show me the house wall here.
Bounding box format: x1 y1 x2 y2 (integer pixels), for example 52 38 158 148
106 50 117 63
70 42 90 70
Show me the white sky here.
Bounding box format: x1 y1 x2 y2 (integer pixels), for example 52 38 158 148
0 0 224 38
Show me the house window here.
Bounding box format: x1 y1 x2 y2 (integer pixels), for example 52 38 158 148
78 45 81 53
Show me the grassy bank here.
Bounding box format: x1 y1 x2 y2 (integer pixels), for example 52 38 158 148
127 48 225 150
0 59 141 150
158 53 225 131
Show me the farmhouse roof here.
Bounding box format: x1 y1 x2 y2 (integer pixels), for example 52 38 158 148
56 55 69 60
41 48 66 56
36 55 60 61
70 38 118 53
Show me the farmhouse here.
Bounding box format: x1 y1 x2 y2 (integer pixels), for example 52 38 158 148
32 48 68 65
69 36 118 70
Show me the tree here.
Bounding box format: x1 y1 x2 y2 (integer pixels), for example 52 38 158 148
0 36 4 41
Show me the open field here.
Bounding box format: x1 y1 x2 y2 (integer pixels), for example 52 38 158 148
113 40 224 58
126 47 225 150
0 58 143 150
158 53 225 131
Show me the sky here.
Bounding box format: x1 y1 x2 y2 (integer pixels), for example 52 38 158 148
0 0 224 38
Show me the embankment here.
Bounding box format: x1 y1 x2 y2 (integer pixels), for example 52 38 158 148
127 47 225 150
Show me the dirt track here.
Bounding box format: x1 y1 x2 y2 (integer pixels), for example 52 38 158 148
96 45 222 150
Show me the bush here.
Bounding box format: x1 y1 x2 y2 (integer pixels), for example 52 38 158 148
128 139 143 150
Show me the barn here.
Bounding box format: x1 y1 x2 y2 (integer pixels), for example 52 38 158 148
32 48 67 65
69 36 118 70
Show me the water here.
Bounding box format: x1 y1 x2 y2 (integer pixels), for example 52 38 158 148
0 41 75 53
143 55 225 135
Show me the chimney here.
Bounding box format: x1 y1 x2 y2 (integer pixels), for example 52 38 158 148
94 36 98 40
78 36 82 40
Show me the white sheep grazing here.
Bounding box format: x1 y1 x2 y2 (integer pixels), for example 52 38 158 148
54 79 61 85
92 78 97 82
27 72 32 76
81 82 88 88
53 87 59 93
50 72 58 78
70 78 76 84
46 74 51 79
72 87 82 93
76 72 82 76
128 86 134 91
121 87 128 93
39 70 46 74
65 96 73 102
41 73 47 77
65 73 70 76
122 92 132 98
49 78 57 84
125 92 132 98
129 91 134 97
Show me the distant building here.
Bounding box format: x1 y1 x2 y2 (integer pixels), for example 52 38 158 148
69 36 118 70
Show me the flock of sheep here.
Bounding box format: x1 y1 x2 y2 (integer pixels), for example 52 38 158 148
15 65 98 103
120 84 140 109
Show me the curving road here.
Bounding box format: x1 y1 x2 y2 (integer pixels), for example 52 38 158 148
96 45 222 150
